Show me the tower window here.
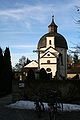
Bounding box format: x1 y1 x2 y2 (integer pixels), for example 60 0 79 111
47 60 50 63
49 40 51 45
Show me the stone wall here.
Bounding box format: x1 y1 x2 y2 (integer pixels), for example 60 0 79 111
12 79 80 103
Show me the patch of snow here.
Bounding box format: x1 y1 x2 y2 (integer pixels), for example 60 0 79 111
63 104 80 111
7 101 35 109
7 100 80 111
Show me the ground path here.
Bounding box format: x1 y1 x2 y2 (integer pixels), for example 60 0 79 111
0 95 80 120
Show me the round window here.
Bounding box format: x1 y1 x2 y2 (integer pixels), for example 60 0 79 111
47 60 50 63
47 54 50 56
46 68 51 72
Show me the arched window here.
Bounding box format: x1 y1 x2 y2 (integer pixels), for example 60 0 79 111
49 40 51 45
46 68 51 72
47 60 50 63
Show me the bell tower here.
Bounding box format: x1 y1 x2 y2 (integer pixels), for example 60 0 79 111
48 16 58 33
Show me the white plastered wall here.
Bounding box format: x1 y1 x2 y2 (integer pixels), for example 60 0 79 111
38 36 67 79
40 54 57 78
40 63 57 77
46 37 55 48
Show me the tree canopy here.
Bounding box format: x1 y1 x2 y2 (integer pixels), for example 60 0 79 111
14 56 31 71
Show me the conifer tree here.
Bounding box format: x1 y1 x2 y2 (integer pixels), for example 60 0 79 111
39 68 49 81
0 48 4 93
4 47 12 94
27 69 35 82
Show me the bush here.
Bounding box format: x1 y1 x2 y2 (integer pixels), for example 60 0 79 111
27 69 35 82
39 68 49 81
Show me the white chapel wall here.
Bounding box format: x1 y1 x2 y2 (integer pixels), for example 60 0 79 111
46 37 55 48
40 64 57 77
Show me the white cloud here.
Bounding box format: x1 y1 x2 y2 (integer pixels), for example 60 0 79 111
0 4 52 30
0 3 53 24
0 1 79 33
0 0 79 31
0 1 80 21
10 44 36 49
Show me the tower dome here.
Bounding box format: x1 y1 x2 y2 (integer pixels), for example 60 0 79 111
37 16 68 49
38 32 68 49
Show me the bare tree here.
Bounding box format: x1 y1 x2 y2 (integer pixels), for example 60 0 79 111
14 56 31 71
68 44 80 64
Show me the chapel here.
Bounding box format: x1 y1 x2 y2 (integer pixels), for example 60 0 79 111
37 16 68 79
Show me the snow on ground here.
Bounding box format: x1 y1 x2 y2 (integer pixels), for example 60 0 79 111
7 100 80 111
63 104 80 111
7 101 48 110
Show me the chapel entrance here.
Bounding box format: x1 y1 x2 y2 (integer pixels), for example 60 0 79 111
48 72 52 79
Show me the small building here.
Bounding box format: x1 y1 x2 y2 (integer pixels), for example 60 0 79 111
21 60 38 79
67 63 80 79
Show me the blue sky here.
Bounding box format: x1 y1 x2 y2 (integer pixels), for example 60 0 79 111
0 0 80 67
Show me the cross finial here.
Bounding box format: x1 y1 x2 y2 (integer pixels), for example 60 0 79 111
52 15 54 23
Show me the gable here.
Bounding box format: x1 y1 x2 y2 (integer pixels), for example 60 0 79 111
44 46 59 54
41 51 58 58
24 61 38 68
44 46 57 52
40 46 59 59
